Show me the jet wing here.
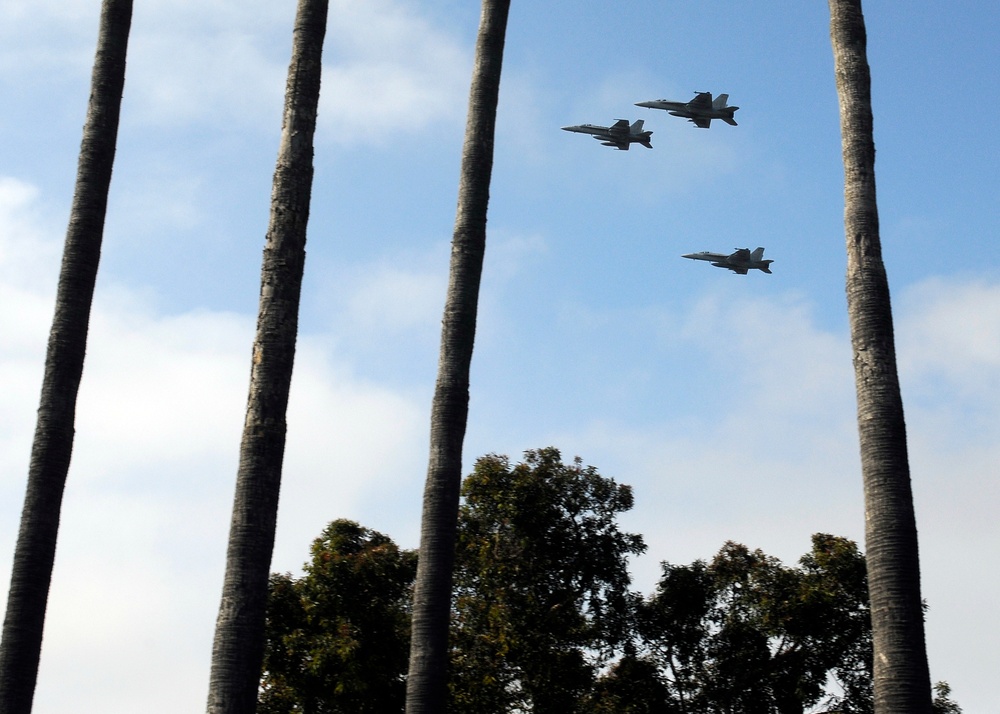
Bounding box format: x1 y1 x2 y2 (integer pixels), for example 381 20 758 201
690 116 711 129
687 92 713 110
730 248 751 261
730 267 748 275
608 119 630 135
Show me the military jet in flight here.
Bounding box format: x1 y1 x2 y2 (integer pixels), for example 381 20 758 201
635 92 739 128
561 119 653 150
682 247 773 274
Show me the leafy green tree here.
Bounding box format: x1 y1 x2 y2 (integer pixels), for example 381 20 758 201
260 462 956 714
931 682 962 714
586 655 674 714
449 448 646 713
206 1 329 711
0 2 133 711
258 520 417 713
827 2 932 711
406 1 512 710
632 535 873 714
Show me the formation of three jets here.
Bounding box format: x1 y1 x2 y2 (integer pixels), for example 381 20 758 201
562 91 739 151
563 91 773 275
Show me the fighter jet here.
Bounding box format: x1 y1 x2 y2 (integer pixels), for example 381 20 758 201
635 91 739 128
561 119 653 150
682 247 773 274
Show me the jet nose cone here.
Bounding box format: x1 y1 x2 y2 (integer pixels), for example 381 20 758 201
634 101 653 108
681 253 697 259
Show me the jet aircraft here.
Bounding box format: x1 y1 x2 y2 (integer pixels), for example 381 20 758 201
682 247 773 274
561 119 653 150
635 92 739 128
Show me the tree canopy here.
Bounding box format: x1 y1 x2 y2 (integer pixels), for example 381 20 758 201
624 534 873 713
450 448 646 713
258 449 960 713
259 520 416 713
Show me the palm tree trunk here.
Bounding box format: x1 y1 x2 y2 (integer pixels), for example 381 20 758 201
205 1 328 711
405 1 511 711
0 2 133 712
828 1 932 712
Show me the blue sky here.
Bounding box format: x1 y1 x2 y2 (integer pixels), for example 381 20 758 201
2 0 999 711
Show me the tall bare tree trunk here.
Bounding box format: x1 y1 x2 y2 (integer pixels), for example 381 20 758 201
828 2 932 712
405 1 511 711
0 2 133 712
205 1 328 711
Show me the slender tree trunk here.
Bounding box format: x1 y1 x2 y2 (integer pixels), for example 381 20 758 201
405 1 511 711
205 1 327 711
0 3 132 712
828 2 932 712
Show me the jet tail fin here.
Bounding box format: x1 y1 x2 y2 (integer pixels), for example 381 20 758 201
713 93 739 125
629 119 645 133
752 247 773 274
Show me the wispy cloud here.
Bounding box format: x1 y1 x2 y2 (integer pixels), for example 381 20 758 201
2 0 470 140
0 179 428 712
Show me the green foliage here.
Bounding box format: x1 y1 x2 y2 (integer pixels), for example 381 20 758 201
931 681 962 714
259 453 959 714
449 448 647 713
624 534 873 714
585 655 675 714
258 520 416 713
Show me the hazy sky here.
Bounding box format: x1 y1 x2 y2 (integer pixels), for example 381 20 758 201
2 0 999 711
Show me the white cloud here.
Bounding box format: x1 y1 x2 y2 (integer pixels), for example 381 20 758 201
344 263 446 334
0 178 61 289
317 0 471 140
125 28 289 130
273 337 427 566
23 310 426 712
0 1 98 74
2 0 470 140
483 229 549 284
897 276 1000 394
889 275 1000 700
534 291 861 588
0 179 428 712
128 0 469 138
308 229 547 359
0 178 61 503
675 290 854 414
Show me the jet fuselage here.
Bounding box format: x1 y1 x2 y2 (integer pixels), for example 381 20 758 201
561 119 653 150
635 92 739 128
682 247 773 274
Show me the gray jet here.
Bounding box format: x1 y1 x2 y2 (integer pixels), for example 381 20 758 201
561 119 652 150
635 91 739 128
682 247 773 274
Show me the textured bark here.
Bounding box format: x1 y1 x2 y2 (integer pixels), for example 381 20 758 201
405 1 511 711
828 2 932 712
205 1 327 711
0 2 132 712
